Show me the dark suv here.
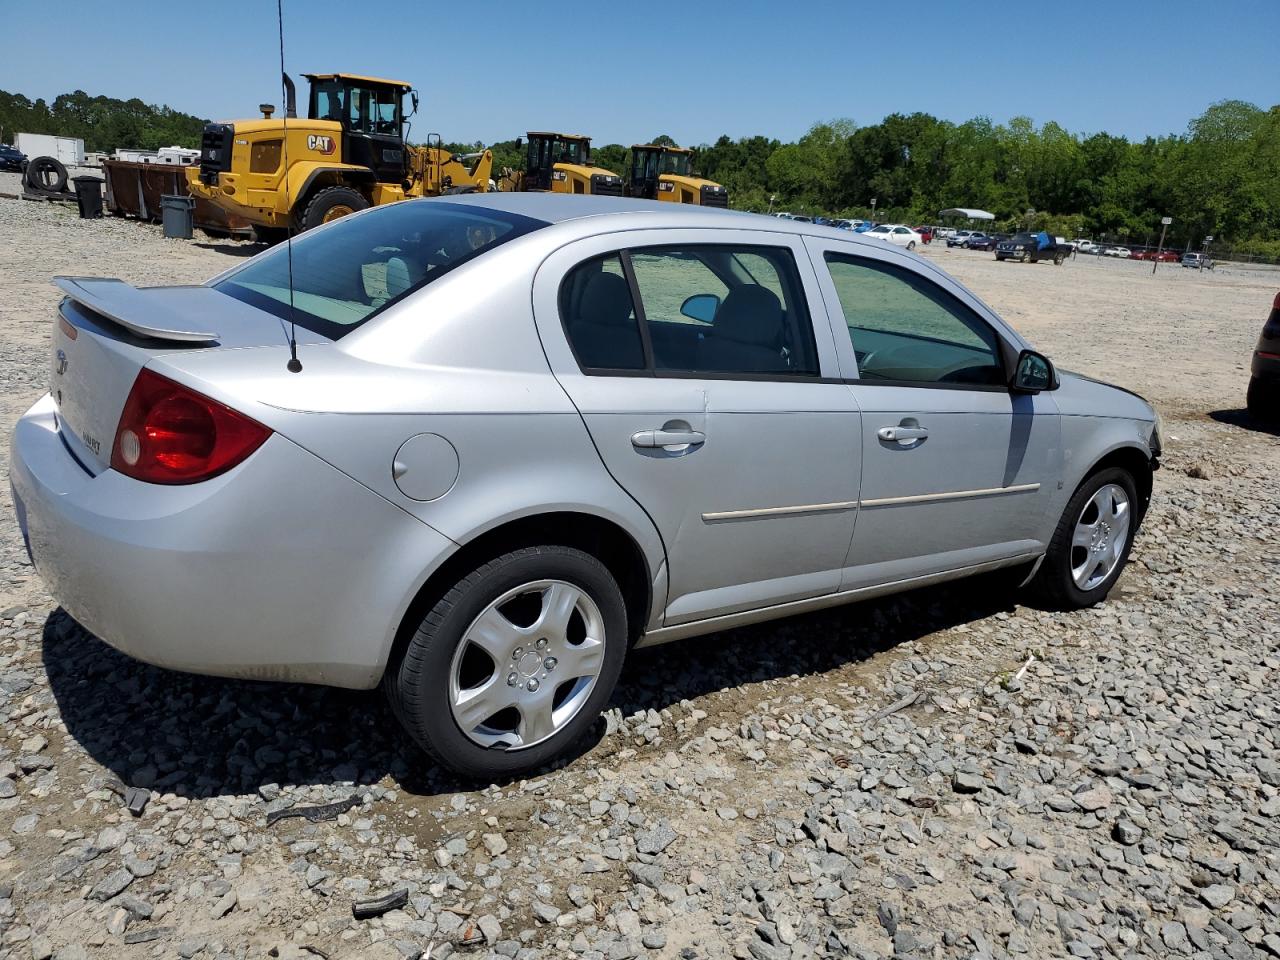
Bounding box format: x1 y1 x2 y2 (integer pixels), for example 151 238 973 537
1248 291 1280 422
0 144 28 172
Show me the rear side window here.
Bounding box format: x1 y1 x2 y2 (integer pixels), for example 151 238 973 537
825 253 1005 387
558 254 645 371
215 201 546 340
560 244 818 378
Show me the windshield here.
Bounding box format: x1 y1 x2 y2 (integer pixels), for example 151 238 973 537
214 201 546 339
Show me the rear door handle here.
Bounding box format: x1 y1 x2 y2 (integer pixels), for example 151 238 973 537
877 425 929 442
631 429 706 448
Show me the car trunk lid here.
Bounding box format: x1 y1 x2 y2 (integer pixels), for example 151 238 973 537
49 277 321 474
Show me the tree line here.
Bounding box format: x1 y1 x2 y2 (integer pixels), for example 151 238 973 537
5 87 1276 255
0 90 207 155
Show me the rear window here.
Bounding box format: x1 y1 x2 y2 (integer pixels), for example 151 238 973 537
214 200 546 339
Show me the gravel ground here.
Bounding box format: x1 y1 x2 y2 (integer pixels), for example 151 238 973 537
1 200 1278 960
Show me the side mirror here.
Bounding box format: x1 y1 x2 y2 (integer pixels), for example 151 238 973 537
515 137 524 150
1011 349 1056 393
680 293 720 324
408 91 420 118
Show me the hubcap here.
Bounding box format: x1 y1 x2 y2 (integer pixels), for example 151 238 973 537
448 580 605 750
322 204 354 223
1070 483 1131 591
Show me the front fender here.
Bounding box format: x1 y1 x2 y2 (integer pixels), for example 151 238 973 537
289 162 375 211
1055 416 1156 519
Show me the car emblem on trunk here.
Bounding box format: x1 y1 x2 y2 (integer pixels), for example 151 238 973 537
55 349 68 376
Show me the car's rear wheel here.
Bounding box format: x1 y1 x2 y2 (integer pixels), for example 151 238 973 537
1031 467 1138 610
1248 376 1278 423
385 545 628 779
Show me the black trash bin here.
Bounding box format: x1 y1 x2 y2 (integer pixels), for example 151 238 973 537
160 194 195 239
72 176 105 219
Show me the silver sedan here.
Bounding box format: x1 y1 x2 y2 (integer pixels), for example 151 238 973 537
10 195 1162 778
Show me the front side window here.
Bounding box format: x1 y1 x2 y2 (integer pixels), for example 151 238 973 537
824 253 1005 386
215 201 546 339
560 245 819 378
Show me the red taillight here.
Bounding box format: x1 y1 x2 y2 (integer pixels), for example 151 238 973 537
111 369 271 484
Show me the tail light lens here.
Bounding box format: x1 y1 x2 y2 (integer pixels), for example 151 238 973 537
111 369 271 484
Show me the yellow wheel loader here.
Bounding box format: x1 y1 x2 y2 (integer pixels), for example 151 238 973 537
497 132 623 196
626 144 727 206
186 73 492 237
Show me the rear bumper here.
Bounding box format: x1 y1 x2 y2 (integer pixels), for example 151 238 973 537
11 394 455 689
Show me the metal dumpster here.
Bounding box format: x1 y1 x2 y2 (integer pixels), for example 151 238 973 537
102 159 253 237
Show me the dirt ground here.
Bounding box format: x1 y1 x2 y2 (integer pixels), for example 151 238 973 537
0 200 1278 960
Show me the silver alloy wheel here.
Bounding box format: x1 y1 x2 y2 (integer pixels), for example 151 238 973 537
448 579 605 750
1070 483 1131 591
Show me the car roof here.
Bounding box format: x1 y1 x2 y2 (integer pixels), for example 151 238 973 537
431 193 930 253
440 192 801 230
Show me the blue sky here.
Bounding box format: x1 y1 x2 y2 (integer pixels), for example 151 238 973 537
3 0 1276 146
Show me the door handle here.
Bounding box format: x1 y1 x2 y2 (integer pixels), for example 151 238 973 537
631 429 706 449
877 425 929 442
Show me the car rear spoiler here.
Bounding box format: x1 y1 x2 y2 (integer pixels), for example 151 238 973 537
54 277 220 343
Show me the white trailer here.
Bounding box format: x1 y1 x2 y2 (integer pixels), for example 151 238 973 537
15 133 85 166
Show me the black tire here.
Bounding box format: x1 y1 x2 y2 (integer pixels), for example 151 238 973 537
25 155 67 193
1054 254 1064 265
907 241 916 250
1031 466 1139 610
384 545 628 779
299 185 369 231
995 254 1004 261
1248 377 1278 423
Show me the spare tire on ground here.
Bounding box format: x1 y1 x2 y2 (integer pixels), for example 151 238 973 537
26 156 68 193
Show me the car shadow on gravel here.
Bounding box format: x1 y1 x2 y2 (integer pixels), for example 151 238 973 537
42 580 1017 801
1209 408 1280 437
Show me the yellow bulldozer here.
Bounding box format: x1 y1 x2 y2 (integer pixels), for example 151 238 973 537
626 143 728 207
186 72 492 238
497 132 624 196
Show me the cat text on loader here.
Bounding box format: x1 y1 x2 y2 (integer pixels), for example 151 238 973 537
627 144 727 207
497 133 624 196
186 73 492 239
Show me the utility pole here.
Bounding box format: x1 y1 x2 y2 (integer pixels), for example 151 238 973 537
1201 235 1213 271
1152 216 1172 275
870 198 877 222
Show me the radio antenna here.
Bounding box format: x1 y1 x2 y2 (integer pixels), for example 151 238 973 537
277 0 302 373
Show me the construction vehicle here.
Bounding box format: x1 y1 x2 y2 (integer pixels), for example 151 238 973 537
497 132 623 196
186 73 492 238
627 144 728 207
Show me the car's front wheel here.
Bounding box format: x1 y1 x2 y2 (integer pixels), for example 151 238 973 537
907 241 916 250
385 546 628 779
1031 467 1139 609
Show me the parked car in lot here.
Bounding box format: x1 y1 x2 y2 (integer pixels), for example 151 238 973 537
966 232 997 251
995 232 1068 264
946 230 975 248
10 195 1162 777
913 226 933 243
1103 246 1132 258
1074 239 1097 254
0 143 28 172
863 224 923 249
1182 252 1213 269
1248 292 1280 422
